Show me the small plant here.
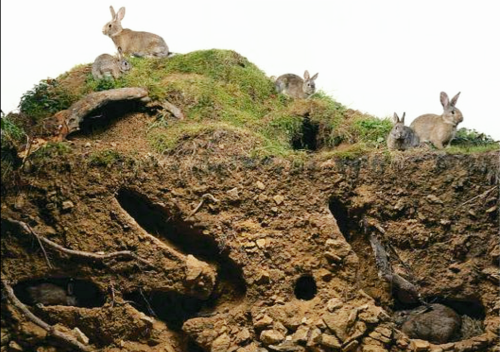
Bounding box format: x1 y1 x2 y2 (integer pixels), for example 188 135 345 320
89 149 127 168
452 128 498 146
18 79 72 120
31 142 72 160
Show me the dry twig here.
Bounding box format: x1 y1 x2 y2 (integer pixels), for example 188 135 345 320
460 185 498 207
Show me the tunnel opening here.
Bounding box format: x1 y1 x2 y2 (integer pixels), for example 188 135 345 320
124 290 205 331
328 197 352 241
116 188 247 305
13 278 105 308
294 275 317 301
75 100 144 138
292 117 319 151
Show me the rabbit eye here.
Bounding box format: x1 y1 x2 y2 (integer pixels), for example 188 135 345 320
451 111 455 114
108 24 112 28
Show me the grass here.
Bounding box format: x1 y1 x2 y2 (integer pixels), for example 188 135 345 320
10 49 498 160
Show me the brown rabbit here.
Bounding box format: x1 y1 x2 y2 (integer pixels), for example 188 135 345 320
394 304 461 344
275 70 318 99
27 282 77 306
102 6 169 58
410 91 463 149
92 47 131 80
387 112 420 150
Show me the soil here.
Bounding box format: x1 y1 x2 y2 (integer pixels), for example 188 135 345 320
1 108 499 352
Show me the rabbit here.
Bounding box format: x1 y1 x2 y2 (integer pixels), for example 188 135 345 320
387 112 420 150
92 47 131 80
275 70 319 99
27 282 78 306
410 91 463 149
102 6 169 58
393 304 461 344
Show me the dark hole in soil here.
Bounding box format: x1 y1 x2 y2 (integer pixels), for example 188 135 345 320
13 278 104 308
294 275 317 300
328 197 351 240
124 290 204 331
75 100 143 137
427 297 486 320
292 117 319 151
116 189 247 303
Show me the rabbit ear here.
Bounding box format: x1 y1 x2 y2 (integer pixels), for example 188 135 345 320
117 46 123 58
116 7 126 21
304 70 310 80
440 91 450 108
393 112 400 123
110 6 116 19
310 73 319 81
451 92 461 106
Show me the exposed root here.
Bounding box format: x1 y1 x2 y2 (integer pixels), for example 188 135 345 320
1 278 92 352
5 218 154 268
187 193 219 219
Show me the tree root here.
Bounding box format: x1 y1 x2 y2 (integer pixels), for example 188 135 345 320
187 193 219 219
1 279 92 352
5 218 154 268
42 87 149 141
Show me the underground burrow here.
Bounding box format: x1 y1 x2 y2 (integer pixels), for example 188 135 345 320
13 278 105 308
123 290 205 331
116 188 247 305
328 196 353 241
393 296 486 343
294 275 317 301
292 117 319 151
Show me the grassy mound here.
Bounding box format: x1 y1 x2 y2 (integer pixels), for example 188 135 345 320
5 49 498 161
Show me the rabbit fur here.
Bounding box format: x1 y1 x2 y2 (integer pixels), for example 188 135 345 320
103 6 169 58
275 70 318 99
410 91 463 149
393 303 461 344
92 47 131 80
387 112 420 150
27 282 78 306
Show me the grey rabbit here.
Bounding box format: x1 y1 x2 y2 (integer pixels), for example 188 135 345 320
275 70 318 99
27 282 78 306
410 91 463 149
393 303 461 344
102 6 169 58
387 112 420 150
92 47 131 80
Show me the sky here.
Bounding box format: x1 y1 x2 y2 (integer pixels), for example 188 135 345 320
2 0 500 140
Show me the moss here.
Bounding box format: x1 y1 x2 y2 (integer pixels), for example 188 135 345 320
89 150 130 168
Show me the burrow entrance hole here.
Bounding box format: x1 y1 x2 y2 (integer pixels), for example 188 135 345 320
75 100 144 138
292 117 320 151
328 197 352 241
13 278 105 308
116 188 246 303
294 275 317 301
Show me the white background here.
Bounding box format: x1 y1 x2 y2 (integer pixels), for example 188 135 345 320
2 0 499 139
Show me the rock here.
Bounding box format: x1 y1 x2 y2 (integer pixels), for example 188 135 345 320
256 271 271 284
212 333 231 352
426 195 443 204
72 327 89 345
8 341 23 352
227 187 240 200
273 195 285 205
254 314 273 329
236 328 251 343
316 269 333 282
326 298 343 312
322 308 352 342
410 339 430 352
268 341 305 351
256 181 266 190
185 254 216 296
342 340 359 352
320 333 341 349
1 330 10 346
291 325 309 343
260 330 285 345
256 239 267 249
138 312 155 325
325 238 351 258
358 305 386 324
273 322 288 336
306 328 322 347
324 251 343 263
